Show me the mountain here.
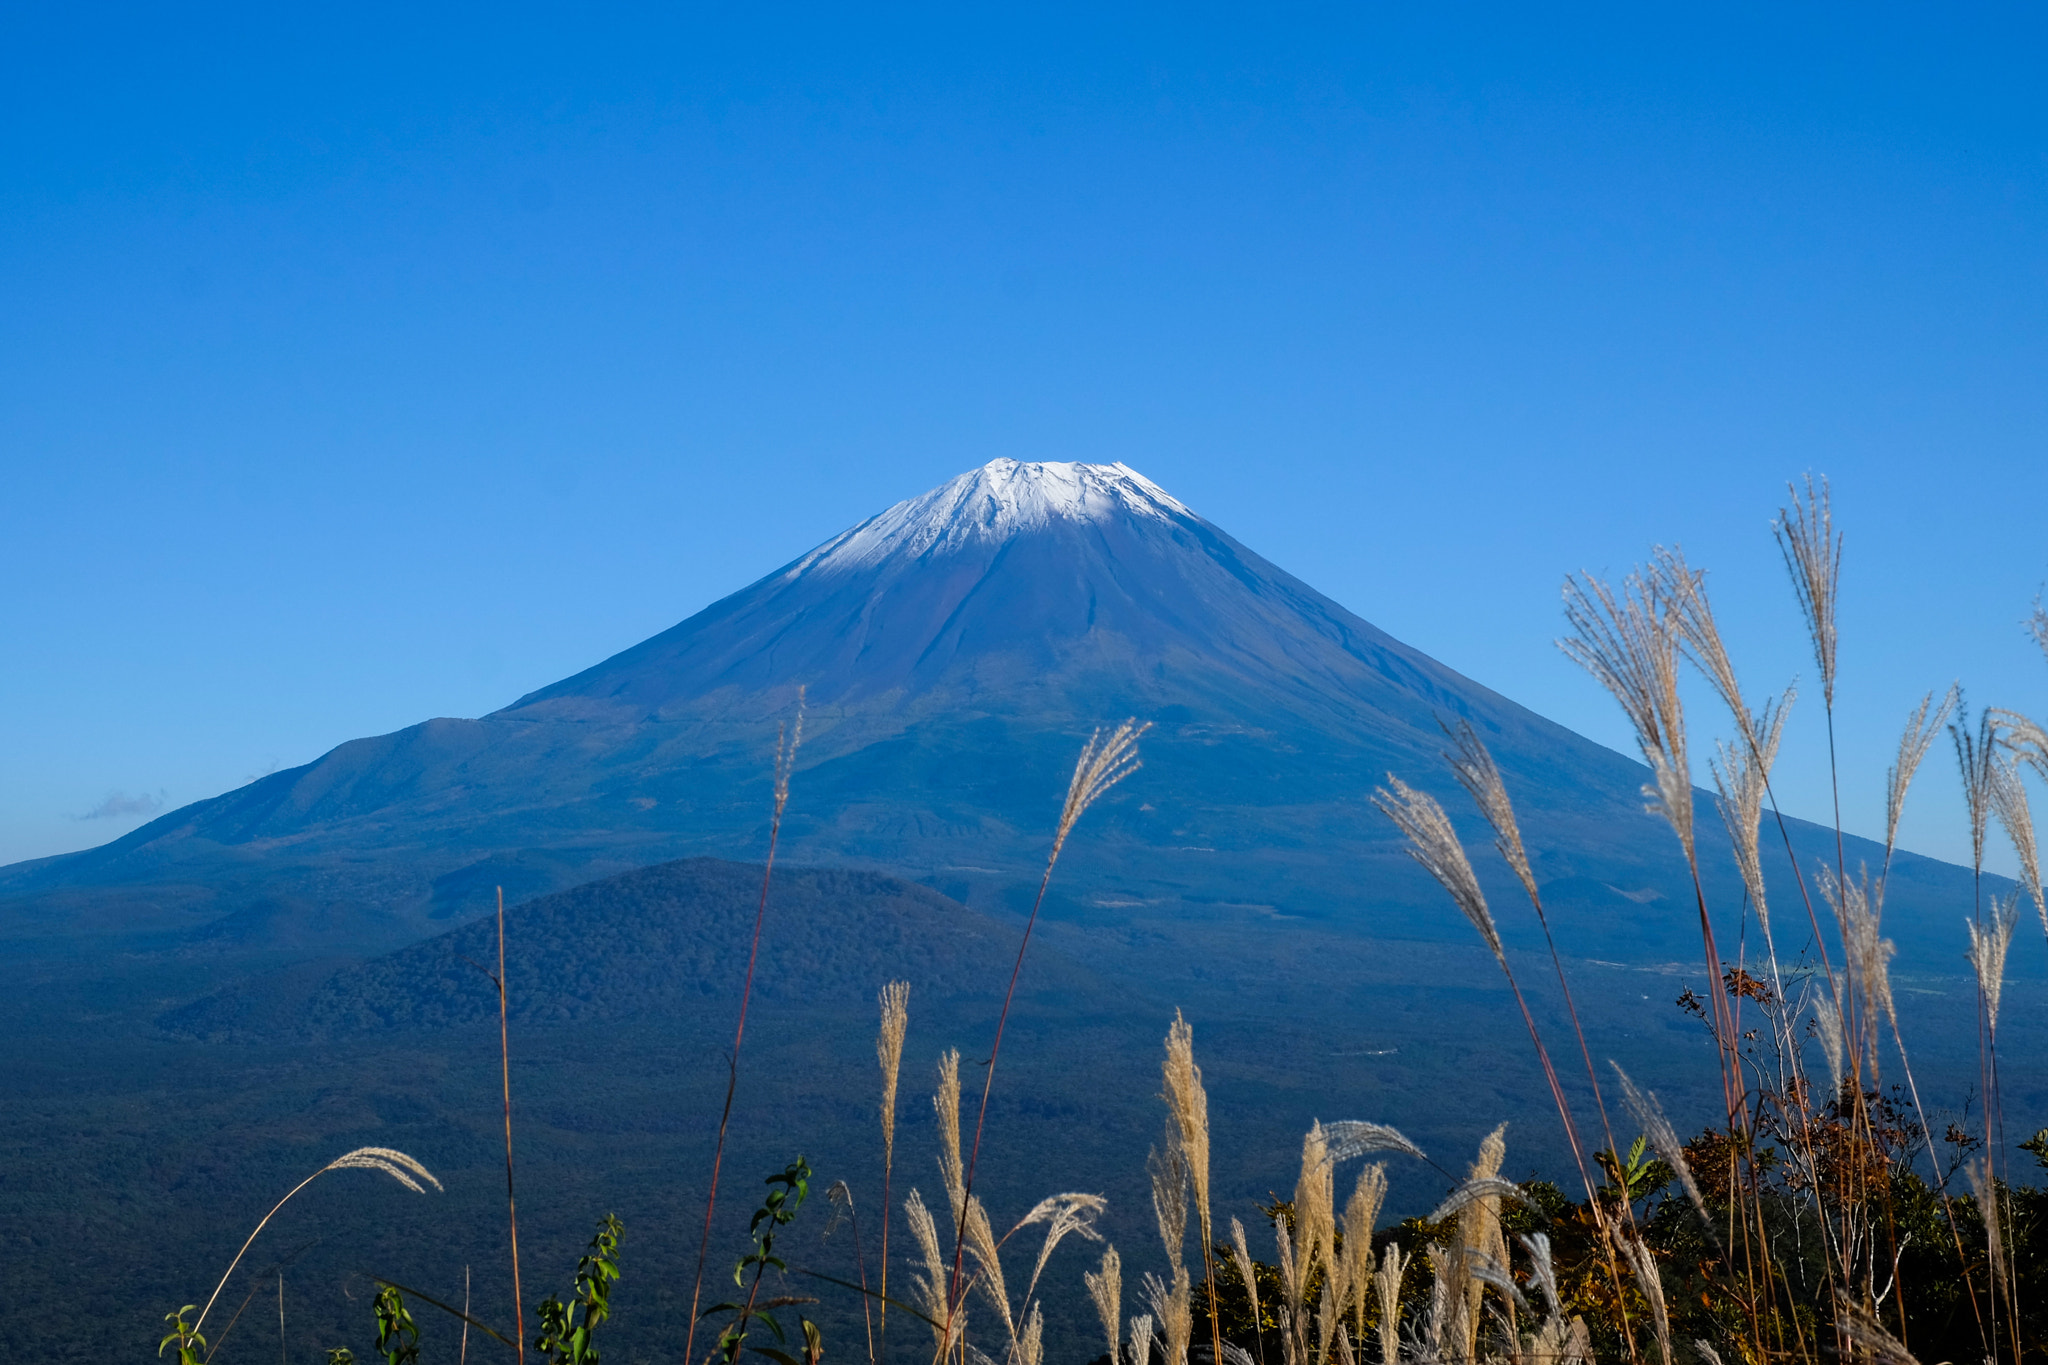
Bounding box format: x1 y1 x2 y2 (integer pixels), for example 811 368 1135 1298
0 458 1977 963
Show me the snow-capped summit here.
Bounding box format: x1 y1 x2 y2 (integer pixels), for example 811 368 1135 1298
792 459 1193 575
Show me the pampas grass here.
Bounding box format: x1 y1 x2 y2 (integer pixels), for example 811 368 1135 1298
192 1147 442 1337
878 980 912 1350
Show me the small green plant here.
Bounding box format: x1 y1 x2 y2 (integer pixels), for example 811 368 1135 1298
158 1306 205 1364
374 1285 420 1365
536 1213 625 1364
324 1351 356 1365
701 1157 820 1365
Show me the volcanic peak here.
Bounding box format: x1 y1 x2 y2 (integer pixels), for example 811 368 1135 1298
789 459 1192 577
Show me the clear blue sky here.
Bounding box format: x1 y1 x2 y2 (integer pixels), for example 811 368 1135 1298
6 4 2048 872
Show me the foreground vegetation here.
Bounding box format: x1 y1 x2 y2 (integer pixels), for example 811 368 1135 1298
165 479 2048 1363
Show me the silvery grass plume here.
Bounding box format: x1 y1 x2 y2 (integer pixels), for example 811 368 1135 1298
904 1188 965 1352
195 1148 441 1336
1811 988 1846 1094
1560 560 1695 860
772 686 807 817
1952 702 1998 876
1084 1246 1121 1362
1838 1307 1923 1365
1442 718 1539 911
1988 755 2047 934
877 981 912 1340
1517 1233 1559 1322
935 1050 1014 1337
1661 545 1761 752
1774 474 1841 712
1294 1124 1337 1310
1887 688 1956 864
937 1050 968 1216
1710 689 1793 950
1160 1012 1223 1365
1148 1118 1190 1275
1128 1313 1156 1365
878 982 911 1163
1966 1155 2009 1300
1616 1230 1672 1365
1371 776 1502 962
1433 1125 1510 1364
1013 1192 1107 1315
1968 893 2020 1034
1228 1218 1265 1362
1610 1065 1710 1234
948 719 1149 1350
1053 720 1152 860
1141 1268 1193 1365
1816 864 1898 1066
1318 1121 1427 1166
2030 595 2048 662
1015 1302 1044 1365
1341 1164 1389 1344
1372 1243 1407 1365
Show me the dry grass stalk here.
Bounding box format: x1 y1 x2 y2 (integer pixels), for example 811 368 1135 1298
1443 719 1539 909
687 690 806 1365
1015 1301 1044 1365
1952 703 1997 875
937 1049 967 1216
1013 1191 1106 1311
905 1188 965 1353
1085 1245 1122 1362
1370 776 1502 962
1341 1163 1388 1344
1142 1268 1193 1365
1987 757 2046 933
1815 865 1898 1071
1559 562 1694 860
1615 1231 1671 1365
1838 1307 1923 1365
1710 692 1792 950
1811 990 1845 1093
1160 1012 1223 1365
878 981 912 1346
1887 688 1955 861
192 1146 442 1337
1372 1242 1407 1365
1128 1313 1156 1365
1611 1066 1709 1233
948 721 1150 1348
1773 474 1840 711
1229 1217 1265 1364
1148 1120 1190 1275
1293 1125 1337 1334
1456 1127 1509 1361
1967 894 2019 1034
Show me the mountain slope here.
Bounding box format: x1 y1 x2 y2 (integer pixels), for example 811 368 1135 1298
0 460 1979 962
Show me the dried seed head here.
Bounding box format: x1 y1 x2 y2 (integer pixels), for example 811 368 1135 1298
1084 1245 1122 1360
1988 756 2046 933
1148 1119 1189 1275
1610 1064 1709 1232
1711 688 1793 946
1055 720 1151 853
934 1050 965 1216
1160 1011 1212 1257
1887 688 1956 859
772 687 807 817
325 1146 444 1195
877 981 911 1158
1441 719 1539 910
1560 562 1695 860
1952 702 1997 875
1968 894 2020 1034
1773 474 1841 711
1372 776 1501 963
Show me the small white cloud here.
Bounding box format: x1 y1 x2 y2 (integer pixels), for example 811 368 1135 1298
78 790 166 821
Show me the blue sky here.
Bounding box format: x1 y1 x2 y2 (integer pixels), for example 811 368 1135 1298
5 4 2048 870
